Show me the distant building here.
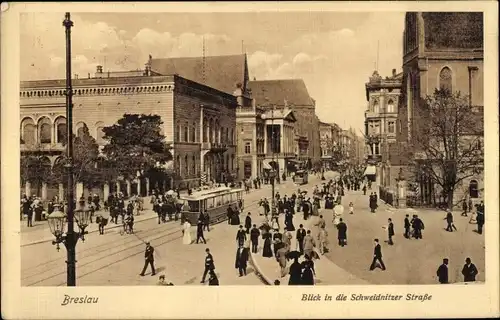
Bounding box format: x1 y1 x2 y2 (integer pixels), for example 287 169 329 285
248 79 321 168
396 12 484 207
20 66 237 200
364 68 403 185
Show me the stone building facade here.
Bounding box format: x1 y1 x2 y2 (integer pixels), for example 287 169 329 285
364 68 403 186
396 12 484 207
20 70 237 200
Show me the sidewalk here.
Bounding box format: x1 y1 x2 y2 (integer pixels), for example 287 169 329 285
250 178 368 285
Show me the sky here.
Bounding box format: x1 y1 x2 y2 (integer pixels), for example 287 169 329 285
20 12 405 132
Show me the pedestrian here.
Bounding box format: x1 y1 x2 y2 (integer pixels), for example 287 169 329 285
303 230 316 259
461 199 468 217
201 248 215 283
203 210 210 232
208 270 219 286
468 198 473 213
284 209 295 231
139 242 156 276
196 219 207 244
404 214 411 239
336 218 347 247
262 231 273 258
369 239 386 271
276 246 287 277
436 258 449 284
348 202 354 214
245 212 252 234
250 224 260 253
316 215 326 229
385 218 395 245
413 215 424 239
445 210 457 232
235 244 249 277
301 255 315 285
96 214 108 235
288 257 302 285
236 225 247 247
182 219 192 245
317 225 329 254
461 257 478 282
476 212 484 234
296 224 306 253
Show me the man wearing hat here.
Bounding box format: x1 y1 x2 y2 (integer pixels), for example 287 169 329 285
139 242 156 276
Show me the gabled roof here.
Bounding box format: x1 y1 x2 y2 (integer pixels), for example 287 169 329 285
263 108 297 122
150 54 248 95
248 79 314 107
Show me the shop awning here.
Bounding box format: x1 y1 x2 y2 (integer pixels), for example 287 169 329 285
363 165 377 176
262 159 273 170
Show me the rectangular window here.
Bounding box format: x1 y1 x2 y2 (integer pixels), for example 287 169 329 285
244 142 251 154
388 121 395 134
374 143 380 155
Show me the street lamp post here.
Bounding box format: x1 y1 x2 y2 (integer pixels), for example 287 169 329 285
46 12 91 287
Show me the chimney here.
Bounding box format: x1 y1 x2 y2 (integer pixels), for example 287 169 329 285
144 65 151 76
74 74 78 79
96 65 103 73
107 71 110 78
392 69 396 77
88 73 91 79
253 77 256 81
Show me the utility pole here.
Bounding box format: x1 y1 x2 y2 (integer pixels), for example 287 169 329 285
63 12 77 286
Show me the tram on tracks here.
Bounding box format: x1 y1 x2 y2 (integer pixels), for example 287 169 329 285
179 187 244 225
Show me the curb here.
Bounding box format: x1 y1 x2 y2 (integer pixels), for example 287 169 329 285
249 251 272 285
21 214 158 247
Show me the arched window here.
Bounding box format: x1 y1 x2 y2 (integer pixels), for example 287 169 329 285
387 99 395 113
469 180 479 198
192 155 196 175
38 117 52 143
373 100 379 114
76 122 87 139
184 155 188 175
54 117 67 144
21 118 36 145
439 67 453 92
190 123 196 142
176 122 181 142
184 122 189 142
95 121 105 144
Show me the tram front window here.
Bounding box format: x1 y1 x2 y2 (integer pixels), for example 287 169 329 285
188 201 199 212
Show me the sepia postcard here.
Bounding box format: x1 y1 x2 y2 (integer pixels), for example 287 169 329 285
1 1 499 319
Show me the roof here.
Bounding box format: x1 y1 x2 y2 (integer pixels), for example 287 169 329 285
20 75 175 89
150 54 248 95
248 79 314 107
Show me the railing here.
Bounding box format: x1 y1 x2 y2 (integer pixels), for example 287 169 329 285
379 185 395 206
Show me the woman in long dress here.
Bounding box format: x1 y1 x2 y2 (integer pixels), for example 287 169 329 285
285 210 295 231
262 232 274 258
182 220 192 245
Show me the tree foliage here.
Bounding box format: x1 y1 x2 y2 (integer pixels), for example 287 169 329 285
20 148 52 194
101 114 173 180
412 88 483 208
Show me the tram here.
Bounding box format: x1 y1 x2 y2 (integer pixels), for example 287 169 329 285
178 187 244 225
294 170 309 185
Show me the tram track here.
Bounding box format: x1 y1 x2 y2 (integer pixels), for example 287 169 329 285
23 197 267 286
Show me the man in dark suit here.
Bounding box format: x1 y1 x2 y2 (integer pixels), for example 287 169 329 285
404 214 411 239
461 257 478 282
296 224 306 253
445 210 457 232
476 212 484 234
387 218 395 245
413 215 424 239
245 212 252 234
336 218 347 247
369 239 386 271
235 245 249 276
236 225 247 247
139 242 156 276
201 248 215 283
436 258 449 284
196 219 207 244
250 224 260 253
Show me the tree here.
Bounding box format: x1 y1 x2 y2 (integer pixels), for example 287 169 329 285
412 88 483 209
20 149 52 196
101 114 173 180
54 124 103 189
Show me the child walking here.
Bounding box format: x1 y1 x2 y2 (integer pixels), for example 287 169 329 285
349 202 354 214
